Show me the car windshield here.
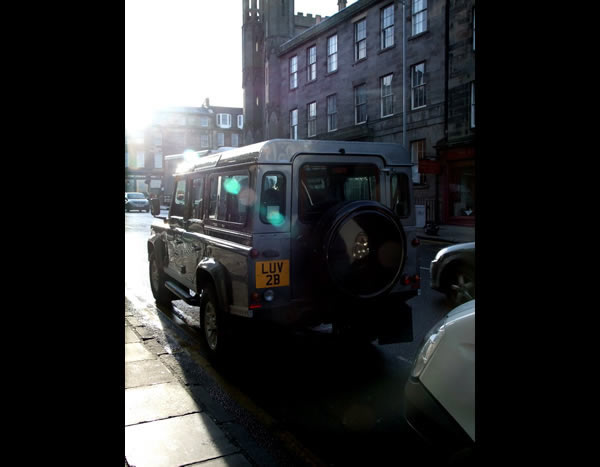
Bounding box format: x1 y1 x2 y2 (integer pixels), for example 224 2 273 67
299 164 379 223
127 193 146 199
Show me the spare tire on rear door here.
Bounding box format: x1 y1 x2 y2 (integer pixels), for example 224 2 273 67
314 200 407 299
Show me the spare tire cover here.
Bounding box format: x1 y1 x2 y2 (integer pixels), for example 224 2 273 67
319 201 406 298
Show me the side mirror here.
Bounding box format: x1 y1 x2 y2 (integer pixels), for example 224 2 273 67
150 198 162 217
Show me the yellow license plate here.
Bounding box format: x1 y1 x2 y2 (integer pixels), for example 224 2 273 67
256 260 289 288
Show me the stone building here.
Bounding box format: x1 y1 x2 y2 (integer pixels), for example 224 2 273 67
241 0 476 227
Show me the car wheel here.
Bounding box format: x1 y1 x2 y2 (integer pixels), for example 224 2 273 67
200 284 229 360
446 265 475 307
149 251 175 305
315 200 407 299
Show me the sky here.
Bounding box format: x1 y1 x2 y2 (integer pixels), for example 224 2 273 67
125 0 357 134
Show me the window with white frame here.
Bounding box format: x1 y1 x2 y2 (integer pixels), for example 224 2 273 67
290 55 298 89
411 139 426 184
381 74 394 117
355 19 367 61
327 94 337 132
216 113 232 128
327 35 338 73
307 102 317 137
232 133 239 147
470 82 476 129
237 114 244 129
411 62 426 109
217 132 224 147
290 109 298 139
200 117 209 127
137 151 145 168
412 0 427 36
381 4 394 49
154 150 163 169
307 45 317 81
354 84 367 124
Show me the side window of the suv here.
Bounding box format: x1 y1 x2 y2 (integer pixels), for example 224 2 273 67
260 172 286 226
191 177 204 219
391 173 410 218
170 179 187 218
208 172 250 224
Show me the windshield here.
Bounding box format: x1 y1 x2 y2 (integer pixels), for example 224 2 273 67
127 193 146 199
299 164 379 223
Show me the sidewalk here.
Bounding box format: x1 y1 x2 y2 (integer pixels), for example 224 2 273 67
415 224 475 244
125 303 260 467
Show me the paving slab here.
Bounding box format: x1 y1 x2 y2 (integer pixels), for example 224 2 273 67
125 359 176 389
125 343 156 363
125 412 239 467
125 327 140 344
187 453 252 466
125 381 201 426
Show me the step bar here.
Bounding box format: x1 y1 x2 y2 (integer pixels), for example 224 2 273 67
164 281 202 306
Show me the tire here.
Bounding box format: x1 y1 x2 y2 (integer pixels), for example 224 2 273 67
314 200 407 299
149 251 175 305
200 284 229 359
445 265 475 307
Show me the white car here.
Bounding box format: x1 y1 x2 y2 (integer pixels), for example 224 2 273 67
404 300 475 457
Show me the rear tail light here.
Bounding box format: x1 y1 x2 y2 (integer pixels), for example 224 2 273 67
249 291 262 309
411 238 420 247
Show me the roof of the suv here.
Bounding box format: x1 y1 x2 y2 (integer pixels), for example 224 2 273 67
186 139 412 173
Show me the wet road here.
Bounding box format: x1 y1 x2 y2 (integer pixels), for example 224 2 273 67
125 211 455 465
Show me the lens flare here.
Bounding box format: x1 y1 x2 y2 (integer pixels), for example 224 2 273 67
223 178 241 195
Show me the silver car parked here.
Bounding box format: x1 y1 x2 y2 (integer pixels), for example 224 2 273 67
430 242 475 306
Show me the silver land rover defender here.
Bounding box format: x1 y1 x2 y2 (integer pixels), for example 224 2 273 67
148 139 420 358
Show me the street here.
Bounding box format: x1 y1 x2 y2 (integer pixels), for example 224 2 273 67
125 210 456 465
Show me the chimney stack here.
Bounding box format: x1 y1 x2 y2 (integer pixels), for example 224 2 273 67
338 0 347 12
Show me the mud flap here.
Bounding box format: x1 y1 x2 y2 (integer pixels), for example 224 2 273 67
376 301 413 344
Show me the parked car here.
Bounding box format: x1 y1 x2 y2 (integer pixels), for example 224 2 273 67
125 192 150 212
430 242 475 306
148 139 421 359
404 299 475 459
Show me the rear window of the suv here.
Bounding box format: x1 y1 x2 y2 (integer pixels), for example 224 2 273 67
299 164 379 223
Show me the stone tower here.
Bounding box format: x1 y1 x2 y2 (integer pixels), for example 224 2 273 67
242 0 296 144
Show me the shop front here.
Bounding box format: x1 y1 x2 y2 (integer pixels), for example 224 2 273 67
439 145 475 227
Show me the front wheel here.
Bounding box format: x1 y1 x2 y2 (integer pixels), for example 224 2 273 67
149 251 175 305
446 266 475 307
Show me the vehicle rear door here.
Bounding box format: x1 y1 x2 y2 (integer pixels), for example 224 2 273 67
181 175 207 289
165 178 188 280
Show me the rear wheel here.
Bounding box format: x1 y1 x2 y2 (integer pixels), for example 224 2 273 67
200 285 229 359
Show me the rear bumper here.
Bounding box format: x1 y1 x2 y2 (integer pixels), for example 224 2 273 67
249 293 414 343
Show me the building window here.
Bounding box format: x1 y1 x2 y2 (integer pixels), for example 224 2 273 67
381 4 394 49
412 0 427 36
290 109 298 139
200 117 209 127
216 113 232 128
217 132 224 147
154 150 163 169
154 132 162 146
237 115 244 129
200 134 209 148
470 82 476 129
307 102 317 137
411 62 426 109
472 7 476 51
327 94 337 132
137 151 145 168
381 73 394 117
307 45 317 81
232 133 239 147
289 55 298 89
327 34 338 73
411 140 426 184
355 19 367 61
354 84 367 124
